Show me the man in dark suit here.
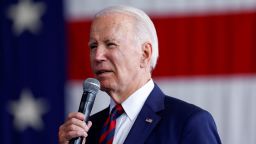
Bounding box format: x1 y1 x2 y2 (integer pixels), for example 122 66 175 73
59 5 221 144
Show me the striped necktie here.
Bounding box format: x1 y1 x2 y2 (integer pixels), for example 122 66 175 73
99 104 124 144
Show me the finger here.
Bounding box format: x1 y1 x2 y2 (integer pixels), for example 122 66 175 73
81 122 93 144
59 123 88 141
85 121 92 132
59 123 82 143
67 118 87 129
66 112 85 121
59 113 92 143
65 121 86 132
63 121 92 139
67 128 88 138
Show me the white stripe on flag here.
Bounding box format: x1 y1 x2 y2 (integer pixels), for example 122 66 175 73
65 0 256 20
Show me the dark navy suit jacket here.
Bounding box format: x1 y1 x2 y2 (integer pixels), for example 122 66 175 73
87 84 221 144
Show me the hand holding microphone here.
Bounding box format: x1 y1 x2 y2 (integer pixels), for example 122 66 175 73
58 78 100 144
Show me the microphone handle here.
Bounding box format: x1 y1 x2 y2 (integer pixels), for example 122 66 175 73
69 92 96 144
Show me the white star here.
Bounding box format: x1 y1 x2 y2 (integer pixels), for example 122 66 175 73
8 89 49 131
7 0 45 35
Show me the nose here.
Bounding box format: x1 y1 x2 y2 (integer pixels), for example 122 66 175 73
91 46 106 63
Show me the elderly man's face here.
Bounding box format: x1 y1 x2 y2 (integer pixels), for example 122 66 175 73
89 13 144 100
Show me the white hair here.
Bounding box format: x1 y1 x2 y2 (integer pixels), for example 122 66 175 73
94 5 159 70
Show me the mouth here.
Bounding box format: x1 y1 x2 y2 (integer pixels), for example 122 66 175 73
95 70 113 76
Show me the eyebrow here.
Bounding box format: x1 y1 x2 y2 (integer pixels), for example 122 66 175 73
104 38 120 44
88 41 95 46
104 39 113 43
88 37 97 45
88 38 119 46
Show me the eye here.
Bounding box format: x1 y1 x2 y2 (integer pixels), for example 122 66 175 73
107 42 117 48
89 43 98 49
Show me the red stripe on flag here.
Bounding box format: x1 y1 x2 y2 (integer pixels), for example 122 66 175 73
67 11 256 80
67 20 94 80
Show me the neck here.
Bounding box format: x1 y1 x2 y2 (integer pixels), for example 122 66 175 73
109 74 151 104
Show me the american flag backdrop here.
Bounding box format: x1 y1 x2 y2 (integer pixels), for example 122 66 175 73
65 1 256 144
1 0 256 144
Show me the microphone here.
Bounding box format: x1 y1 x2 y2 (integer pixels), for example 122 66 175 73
69 78 100 144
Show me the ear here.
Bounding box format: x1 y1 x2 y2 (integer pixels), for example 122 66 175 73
140 42 152 68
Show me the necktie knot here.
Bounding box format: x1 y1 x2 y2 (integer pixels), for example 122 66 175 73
110 104 124 120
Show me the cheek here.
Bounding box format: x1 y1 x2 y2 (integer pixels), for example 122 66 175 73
112 46 141 72
89 59 94 70
89 51 98 68
117 58 139 80
125 53 141 69
89 53 93 63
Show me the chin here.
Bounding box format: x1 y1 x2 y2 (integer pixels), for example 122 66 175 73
98 79 114 91
96 72 113 81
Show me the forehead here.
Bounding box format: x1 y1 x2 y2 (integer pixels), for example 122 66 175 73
90 13 135 38
94 12 134 25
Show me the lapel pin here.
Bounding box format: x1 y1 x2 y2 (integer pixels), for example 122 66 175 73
145 118 153 123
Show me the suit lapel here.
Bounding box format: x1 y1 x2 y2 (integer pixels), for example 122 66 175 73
124 84 165 144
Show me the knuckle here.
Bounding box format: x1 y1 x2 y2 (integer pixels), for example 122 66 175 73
67 112 76 119
69 124 77 131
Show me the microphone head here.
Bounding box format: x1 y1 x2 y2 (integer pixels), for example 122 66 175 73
83 78 100 93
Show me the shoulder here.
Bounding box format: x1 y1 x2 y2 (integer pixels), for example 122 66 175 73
164 96 204 117
150 83 207 119
162 95 214 124
161 96 221 143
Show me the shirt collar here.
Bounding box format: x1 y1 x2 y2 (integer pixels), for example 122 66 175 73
110 79 154 121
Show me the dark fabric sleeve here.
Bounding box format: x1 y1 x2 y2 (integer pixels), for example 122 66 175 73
181 110 222 144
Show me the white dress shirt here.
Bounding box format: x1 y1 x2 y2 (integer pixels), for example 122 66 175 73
109 79 154 144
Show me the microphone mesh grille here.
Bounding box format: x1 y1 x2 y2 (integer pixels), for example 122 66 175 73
83 78 100 93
